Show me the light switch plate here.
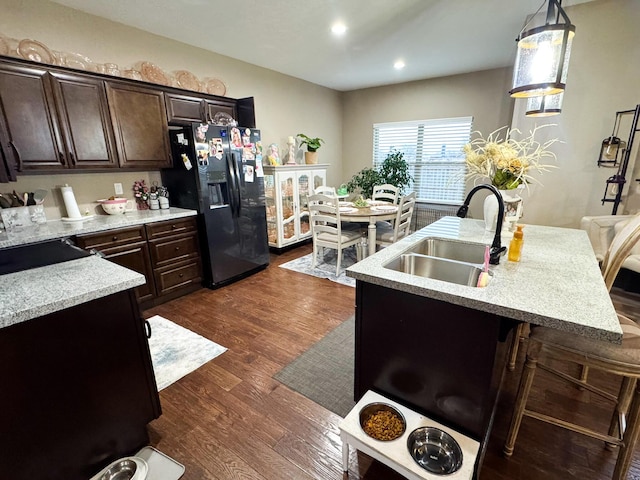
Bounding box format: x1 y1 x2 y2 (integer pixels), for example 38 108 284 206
114 183 123 195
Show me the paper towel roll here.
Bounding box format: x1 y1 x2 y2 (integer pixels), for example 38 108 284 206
60 184 81 219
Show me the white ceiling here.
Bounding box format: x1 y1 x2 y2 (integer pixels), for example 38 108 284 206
52 0 592 92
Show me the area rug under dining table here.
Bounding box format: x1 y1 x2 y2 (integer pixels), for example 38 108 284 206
279 248 357 287
273 315 356 417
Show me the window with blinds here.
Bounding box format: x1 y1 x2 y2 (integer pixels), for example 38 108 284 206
373 116 473 204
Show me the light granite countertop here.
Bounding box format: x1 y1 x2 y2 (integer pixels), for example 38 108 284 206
0 255 146 329
0 208 198 329
0 208 197 249
347 216 622 344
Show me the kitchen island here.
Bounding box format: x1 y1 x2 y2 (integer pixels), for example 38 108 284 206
346 216 620 478
0 210 198 479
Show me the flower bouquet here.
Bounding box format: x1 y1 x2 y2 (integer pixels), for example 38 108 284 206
463 125 558 191
133 179 150 209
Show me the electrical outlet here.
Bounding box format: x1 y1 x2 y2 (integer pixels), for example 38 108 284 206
114 183 123 195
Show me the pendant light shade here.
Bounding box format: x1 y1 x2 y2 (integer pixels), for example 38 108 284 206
510 0 575 98
526 92 563 117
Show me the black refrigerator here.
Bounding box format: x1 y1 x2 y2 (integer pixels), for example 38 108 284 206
162 124 269 288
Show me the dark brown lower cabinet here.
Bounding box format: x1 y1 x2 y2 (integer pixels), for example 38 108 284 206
0 290 161 480
74 225 155 303
75 217 202 308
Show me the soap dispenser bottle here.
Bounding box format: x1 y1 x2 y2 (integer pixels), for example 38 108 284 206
508 225 524 262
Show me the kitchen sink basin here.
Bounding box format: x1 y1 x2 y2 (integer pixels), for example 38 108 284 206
408 237 488 264
384 253 490 287
0 239 91 275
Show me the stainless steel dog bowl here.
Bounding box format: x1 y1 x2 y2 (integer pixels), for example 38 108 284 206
359 402 407 441
97 457 148 480
407 427 463 475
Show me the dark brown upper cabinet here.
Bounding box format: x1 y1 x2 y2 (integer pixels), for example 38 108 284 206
106 82 172 169
0 64 119 172
49 72 118 169
0 63 66 171
165 91 237 125
0 56 255 178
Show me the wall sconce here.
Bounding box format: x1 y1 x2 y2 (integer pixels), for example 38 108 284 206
597 110 627 168
597 137 625 168
525 92 563 117
510 0 575 98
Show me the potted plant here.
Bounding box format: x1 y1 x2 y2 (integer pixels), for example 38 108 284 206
297 134 324 164
346 150 413 198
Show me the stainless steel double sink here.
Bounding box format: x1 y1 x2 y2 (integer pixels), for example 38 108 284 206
383 237 491 287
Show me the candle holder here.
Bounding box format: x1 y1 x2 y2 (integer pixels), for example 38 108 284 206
286 136 297 165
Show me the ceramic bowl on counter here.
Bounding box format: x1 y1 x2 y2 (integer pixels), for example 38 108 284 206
97 198 133 215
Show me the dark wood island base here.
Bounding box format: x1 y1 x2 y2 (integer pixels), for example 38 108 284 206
355 281 517 478
0 289 161 480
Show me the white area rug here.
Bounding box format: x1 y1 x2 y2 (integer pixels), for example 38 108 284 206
279 248 357 287
147 315 227 391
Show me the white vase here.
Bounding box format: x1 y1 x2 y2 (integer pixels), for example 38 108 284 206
483 194 500 233
483 187 524 233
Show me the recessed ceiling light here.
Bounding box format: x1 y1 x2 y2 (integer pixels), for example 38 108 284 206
394 60 405 70
331 23 347 36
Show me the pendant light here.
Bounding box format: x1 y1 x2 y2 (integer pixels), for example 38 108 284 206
510 0 575 98
526 91 563 117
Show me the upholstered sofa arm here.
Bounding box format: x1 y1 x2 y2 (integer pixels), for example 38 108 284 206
580 215 634 261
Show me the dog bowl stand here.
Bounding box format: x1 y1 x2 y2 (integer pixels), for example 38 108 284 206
339 390 479 480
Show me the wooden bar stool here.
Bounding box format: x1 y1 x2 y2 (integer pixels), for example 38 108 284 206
503 214 640 480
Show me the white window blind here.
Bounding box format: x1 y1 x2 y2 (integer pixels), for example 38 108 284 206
373 116 473 204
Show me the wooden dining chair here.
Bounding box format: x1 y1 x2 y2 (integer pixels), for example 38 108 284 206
503 213 640 480
372 184 399 204
308 194 362 275
375 192 416 249
314 185 336 196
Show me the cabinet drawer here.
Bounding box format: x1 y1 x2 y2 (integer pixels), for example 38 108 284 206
154 260 202 296
75 225 146 250
149 233 199 267
145 217 197 240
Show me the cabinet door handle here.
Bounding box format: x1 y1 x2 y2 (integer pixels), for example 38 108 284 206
175 246 180 251
178 273 184 278
171 224 178 229
112 236 118 241
9 141 22 171
144 319 152 339
58 151 66 165
69 152 76 165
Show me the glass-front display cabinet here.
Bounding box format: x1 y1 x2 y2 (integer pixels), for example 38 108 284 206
263 164 328 248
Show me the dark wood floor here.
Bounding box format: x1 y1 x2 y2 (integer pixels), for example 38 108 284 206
143 244 640 479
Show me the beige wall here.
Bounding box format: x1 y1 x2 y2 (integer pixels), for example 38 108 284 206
341 67 514 218
0 0 343 218
511 0 640 227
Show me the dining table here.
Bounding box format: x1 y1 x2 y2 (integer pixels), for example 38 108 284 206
338 201 398 256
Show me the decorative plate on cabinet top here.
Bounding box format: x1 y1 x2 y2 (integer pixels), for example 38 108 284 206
138 61 171 86
122 69 143 81
203 77 227 96
61 52 94 71
17 39 53 64
173 70 200 91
